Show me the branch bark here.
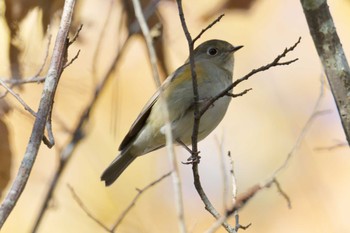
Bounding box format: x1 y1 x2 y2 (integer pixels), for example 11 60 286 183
301 0 350 144
0 0 76 228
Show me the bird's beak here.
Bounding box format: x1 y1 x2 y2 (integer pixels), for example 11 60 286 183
231 45 243 52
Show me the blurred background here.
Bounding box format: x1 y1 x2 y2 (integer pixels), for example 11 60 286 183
1 0 350 232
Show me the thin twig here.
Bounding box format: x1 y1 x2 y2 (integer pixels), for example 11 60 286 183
314 141 348 151
208 74 328 231
0 79 37 117
3 33 52 87
227 110 328 215
206 38 303 232
205 150 241 233
0 0 76 228
214 136 229 211
264 76 325 182
226 88 252 98
272 179 291 209
2 76 46 86
68 24 83 46
33 33 52 78
192 14 224 44
111 171 172 231
67 184 110 232
227 151 237 208
36 33 52 77
199 37 301 117
63 49 81 69
227 151 240 231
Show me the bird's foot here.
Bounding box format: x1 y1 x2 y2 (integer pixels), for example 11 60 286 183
182 153 201 164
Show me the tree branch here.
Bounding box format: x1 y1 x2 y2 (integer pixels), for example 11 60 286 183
175 2 236 232
300 0 350 144
208 77 328 231
199 37 301 117
0 79 37 117
111 171 172 231
67 184 110 232
0 0 76 228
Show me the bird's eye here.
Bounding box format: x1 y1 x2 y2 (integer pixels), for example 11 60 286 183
207 47 218 56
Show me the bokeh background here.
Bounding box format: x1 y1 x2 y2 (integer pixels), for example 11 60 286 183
1 0 350 232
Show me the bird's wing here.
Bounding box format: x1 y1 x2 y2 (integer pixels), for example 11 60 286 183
118 68 181 151
118 88 160 151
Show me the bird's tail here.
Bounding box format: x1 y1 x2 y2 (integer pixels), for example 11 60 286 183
101 150 136 186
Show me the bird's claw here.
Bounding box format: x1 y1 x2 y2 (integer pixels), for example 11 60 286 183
182 153 201 165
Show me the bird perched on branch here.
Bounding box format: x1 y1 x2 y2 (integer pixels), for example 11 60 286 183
101 39 243 186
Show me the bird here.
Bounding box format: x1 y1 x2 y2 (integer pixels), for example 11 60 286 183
101 39 243 186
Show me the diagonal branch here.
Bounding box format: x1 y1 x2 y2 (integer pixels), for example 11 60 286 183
67 184 110 232
199 37 301 117
192 14 225 44
0 79 37 117
0 0 76 228
111 171 172 231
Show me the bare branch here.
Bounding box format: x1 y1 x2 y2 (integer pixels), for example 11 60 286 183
32 32 52 79
63 49 81 69
111 171 172 231
68 24 83 46
314 141 348 151
214 136 230 211
176 1 236 232
0 0 76 228
2 33 52 87
225 88 252 98
67 184 110 232
0 79 37 117
265 76 327 181
193 14 225 44
301 0 350 144
272 179 291 209
199 37 301 117
209 76 328 229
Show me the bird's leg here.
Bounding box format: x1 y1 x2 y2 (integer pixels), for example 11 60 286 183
176 139 192 153
176 139 201 164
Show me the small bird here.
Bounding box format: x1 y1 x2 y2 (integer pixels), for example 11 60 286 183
101 39 243 186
